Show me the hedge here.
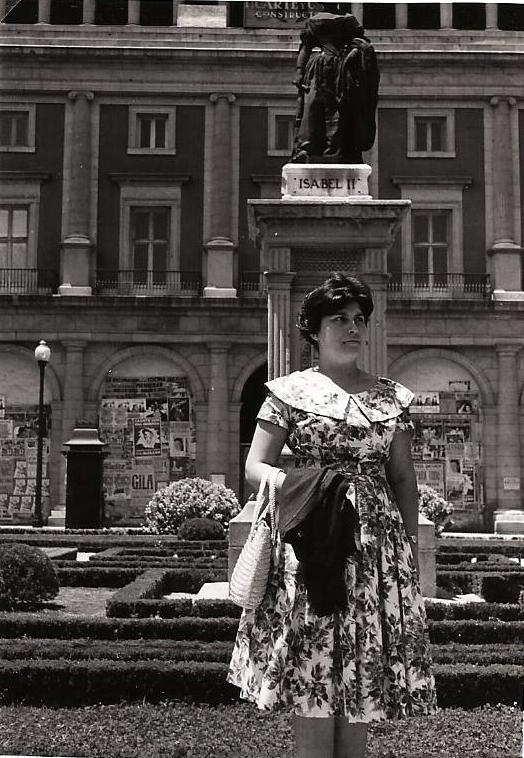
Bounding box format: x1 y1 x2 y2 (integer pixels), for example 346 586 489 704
0 613 239 641
0 533 227 551
431 643 524 666
58 565 227 589
436 552 523 565
438 563 523 572
428 620 524 644
0 659 519 708
425 602 524 621
0 638 234 663
438 541 524 556
436 571 524 602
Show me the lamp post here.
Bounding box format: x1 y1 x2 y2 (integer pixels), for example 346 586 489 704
33 340 51 528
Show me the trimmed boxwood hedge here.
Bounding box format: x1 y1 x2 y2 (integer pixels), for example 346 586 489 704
0 638 234 663
431 643 524 666
437 571 524 602
438 563 523 572
58 566 227 589
425 602 524 621
429 620 524 644
0 613 239 641
438 540 524 556
0 659 519 708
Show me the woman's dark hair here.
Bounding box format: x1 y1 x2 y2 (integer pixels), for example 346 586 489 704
297 273 374 345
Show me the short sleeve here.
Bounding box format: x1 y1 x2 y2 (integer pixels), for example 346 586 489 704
395 407 414 435
257 393 290 431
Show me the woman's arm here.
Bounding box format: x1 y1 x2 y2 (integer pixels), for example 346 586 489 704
385 430 420 573
245 419 288 493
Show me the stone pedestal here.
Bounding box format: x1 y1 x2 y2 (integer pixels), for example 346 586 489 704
282 164 372 200
494 510 524 534
418 514 436 598
489 241 524 301
248 183 410 378
203 237 236 298
228 497 256 581
59 234 93 296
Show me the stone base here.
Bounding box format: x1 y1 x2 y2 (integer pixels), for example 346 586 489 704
492 289 524 301
281 163 372 200
58 283 92 296
203 286 237 299
177 4 227 27
494 509 524 534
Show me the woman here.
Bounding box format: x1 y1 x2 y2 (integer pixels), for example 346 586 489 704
228 274 437 758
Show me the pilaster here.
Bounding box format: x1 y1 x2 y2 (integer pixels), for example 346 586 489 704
440 4 453 29
206 344 230 478
60 91 95 296
395 4 408 29
128 0 140 25
82 0 95 24
37 0 51 23
204 93 237 298
263 245 294 380
495 345 522 510
486 4 498 30
488 97 523 299
193 402 208 479
61 341 86 443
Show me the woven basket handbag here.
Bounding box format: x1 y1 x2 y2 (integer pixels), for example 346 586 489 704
229 467 278 610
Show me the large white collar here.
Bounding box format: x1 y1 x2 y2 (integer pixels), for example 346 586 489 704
266 368 413 423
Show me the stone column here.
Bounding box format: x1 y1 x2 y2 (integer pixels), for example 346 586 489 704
0 0 7 24
395 4 408 29
265 270 295 380
488 97 523 298
82 0 95 24
440 3 453 29
128 0 140 24
362 248 388 377
495 346 522 510
193 401 208 479
37 0 51 23
486 4 498 30
351 4 363 23
204 93 237 298
59 342 86 507
172 0 181 25
206 344 230 477
60 91 94 296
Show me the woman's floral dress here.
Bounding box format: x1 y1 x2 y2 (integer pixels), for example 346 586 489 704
227 368 438 723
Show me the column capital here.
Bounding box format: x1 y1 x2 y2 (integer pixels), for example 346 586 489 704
264 271 296 288
209 93 236 105
67 90 94 103
496 344 522 357
62 340 87 351
207 342 231 354
490 96 516 109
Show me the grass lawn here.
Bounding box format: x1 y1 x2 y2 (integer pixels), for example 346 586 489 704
6 587 114 617
0 702 518 758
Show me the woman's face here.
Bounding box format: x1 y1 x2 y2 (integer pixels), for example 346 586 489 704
314 302 367 361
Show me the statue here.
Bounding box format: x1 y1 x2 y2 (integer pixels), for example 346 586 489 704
291 12 380 164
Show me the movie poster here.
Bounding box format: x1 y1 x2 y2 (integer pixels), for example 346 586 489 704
133 419 162 457
411 392 440 414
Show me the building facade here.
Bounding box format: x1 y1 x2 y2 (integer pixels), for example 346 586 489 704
0 1 523 529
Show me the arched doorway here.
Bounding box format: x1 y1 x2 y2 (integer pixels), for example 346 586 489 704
239 362 268 502
391 352 486 528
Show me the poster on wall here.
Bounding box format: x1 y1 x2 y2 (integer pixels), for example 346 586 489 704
411 392 440 414
133 419 162 458
414 461 445 496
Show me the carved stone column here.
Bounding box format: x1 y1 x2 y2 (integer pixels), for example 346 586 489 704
37 0 51 23
128 0 140 24
440 3 453 29
204 93 237 297
486 3 498 29
60 91 94 295
82 0 95 24
265 271 296 380
488 96 523 298
395 4 408 29
361 247 389 377
494 346 522 512
61 341 86 442
206 344 230 476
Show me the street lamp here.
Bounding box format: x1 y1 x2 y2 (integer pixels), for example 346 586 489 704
33 340 51 528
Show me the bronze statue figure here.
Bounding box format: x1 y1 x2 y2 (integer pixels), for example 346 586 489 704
291 12 380 164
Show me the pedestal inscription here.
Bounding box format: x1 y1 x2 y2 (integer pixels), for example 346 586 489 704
282 164 372 200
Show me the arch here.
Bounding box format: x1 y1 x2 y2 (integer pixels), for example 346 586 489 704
389 348 495 407
87 346 206 403
0 343 62 401
231 351 268 403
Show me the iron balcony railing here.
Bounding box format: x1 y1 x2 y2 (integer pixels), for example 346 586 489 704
0 269 58 294
238 271 266 296
95 270 202 296
387 273 491 299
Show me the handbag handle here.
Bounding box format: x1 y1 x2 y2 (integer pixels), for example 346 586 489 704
250 466 278 541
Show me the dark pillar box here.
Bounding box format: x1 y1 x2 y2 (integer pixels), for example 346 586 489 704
63 428 107 529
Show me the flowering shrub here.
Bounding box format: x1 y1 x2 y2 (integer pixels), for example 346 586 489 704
418 484 454 535
144 478 240 535
179 518 226 541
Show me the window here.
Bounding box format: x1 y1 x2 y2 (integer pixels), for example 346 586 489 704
0 207 29 268
128 106 176 154
407 109 455 158
267 109 295 156
131 206 170 286
412 211 450 287
0 106 36 152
